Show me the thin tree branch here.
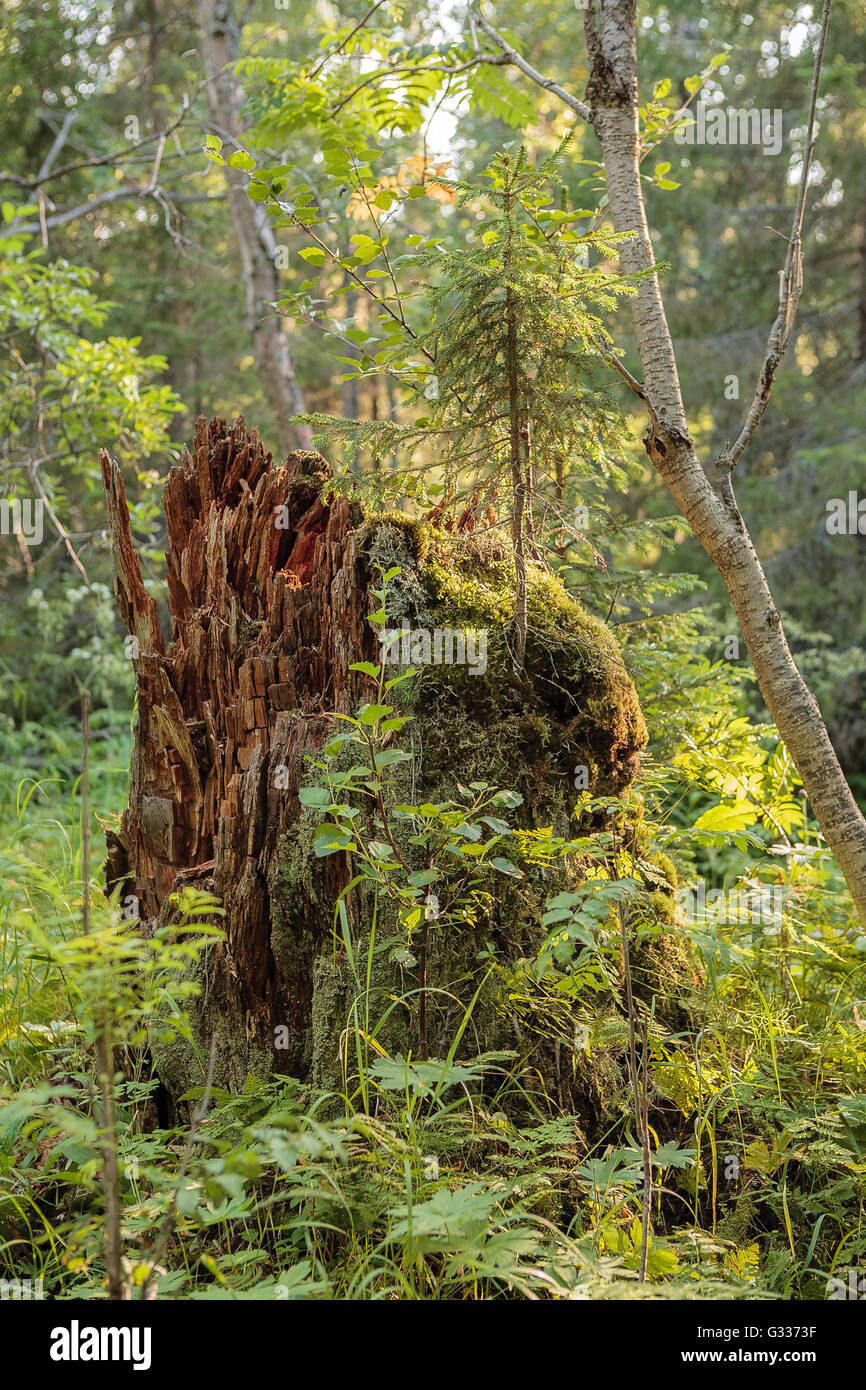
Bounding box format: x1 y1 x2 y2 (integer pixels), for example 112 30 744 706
306 0 390 82
0 102 194 191
37 111 78 181
26 454 91 584
597 338 661 434
471 2 593 124
717 0 832 477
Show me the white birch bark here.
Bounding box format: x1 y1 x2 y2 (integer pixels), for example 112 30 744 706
475 0 866 919
582 0 866 919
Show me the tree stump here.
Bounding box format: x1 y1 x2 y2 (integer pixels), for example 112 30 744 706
100 415 654 1108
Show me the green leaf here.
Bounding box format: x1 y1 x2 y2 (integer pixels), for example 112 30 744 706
373 748 413 769
693 800 759 833
298 787 330 807
349 661 381 678
227 150 256 171
379 716 410 733
408 868 439 887
491 857 523 878
480 816 512 836
359 703 393 725
492 790 523 809
653 78 672 100
298 247 326 265
651 1141 697 1170
453 822 482 841
313 826 355 858
322 734 355 756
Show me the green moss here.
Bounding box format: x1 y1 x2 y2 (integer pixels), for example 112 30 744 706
717 1189 759 1247
632 928 700 1031
648 889 677 925
651 851 679 892
262 517 689 1123
310 955 354 1095
511 1173 563 1222
287 448 331 485
414 531 647 803
355 511 431 565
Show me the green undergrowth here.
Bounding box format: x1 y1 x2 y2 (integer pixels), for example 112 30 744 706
1 567 865 1301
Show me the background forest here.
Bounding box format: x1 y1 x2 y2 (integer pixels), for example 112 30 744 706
1 0 866 1305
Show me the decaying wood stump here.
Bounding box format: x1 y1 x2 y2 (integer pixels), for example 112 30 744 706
101 415 660 1108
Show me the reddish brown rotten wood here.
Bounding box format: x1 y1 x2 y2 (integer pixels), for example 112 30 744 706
100 416 373 1077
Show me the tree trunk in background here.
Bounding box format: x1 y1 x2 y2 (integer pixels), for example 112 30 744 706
100 415 658 1105
195 0 311 456
584 0 866 922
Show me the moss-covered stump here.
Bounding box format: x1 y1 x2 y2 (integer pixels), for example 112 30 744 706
100 414 672 1112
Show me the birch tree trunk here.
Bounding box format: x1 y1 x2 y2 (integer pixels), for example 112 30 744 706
196 0 311 455
581 0 866 919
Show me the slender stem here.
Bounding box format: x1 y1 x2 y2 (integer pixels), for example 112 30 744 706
503 162 528 671
82 689 123 1300
719 0 832 476
418 914 429 1059
613 824 652 1283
